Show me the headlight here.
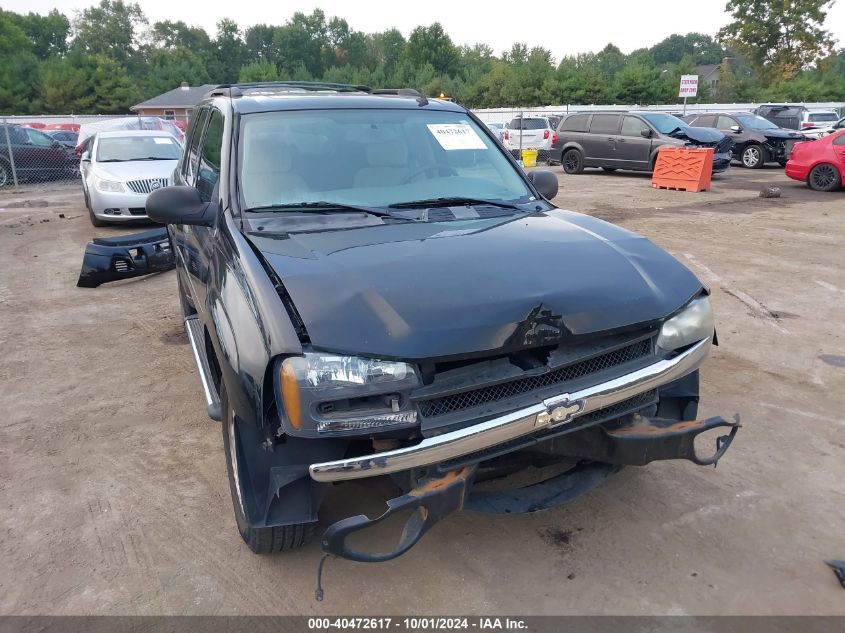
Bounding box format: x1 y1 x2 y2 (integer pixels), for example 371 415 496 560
95 177 124 193
657 296 715 351
277 353 420 436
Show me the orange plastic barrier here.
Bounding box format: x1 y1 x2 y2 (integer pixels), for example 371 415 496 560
651 147 714 192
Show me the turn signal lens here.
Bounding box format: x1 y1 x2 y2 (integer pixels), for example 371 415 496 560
280 362 302 429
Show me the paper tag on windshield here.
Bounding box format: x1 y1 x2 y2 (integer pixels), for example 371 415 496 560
153 137 171 144
427 124 486 150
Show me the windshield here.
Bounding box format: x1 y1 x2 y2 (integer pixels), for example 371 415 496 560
239 109 533 211
639 113 688 134
735 114 779 130
96 136 181 162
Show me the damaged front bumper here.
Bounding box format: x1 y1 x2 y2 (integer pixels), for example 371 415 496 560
310 337 718 482
311 337 740 566
76 227 175 288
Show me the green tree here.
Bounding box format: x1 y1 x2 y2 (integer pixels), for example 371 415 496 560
146 47 210 96
368 29 406 77
12 9 70 59
71 0 147 69
213 19 244 83
40 53 95 112
0 12 42 113
91 54 137 112
650 33 726 65
238 60 279 82
405 23 459 75
718 0 835 79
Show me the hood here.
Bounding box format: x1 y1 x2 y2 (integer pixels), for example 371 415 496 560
761 128 805 140
248 211 704 360
673 126 725 144
94 160 178 181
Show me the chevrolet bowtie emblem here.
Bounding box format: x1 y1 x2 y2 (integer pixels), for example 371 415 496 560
535 398 585 428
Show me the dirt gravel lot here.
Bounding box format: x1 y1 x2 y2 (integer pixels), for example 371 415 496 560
1 166 843 615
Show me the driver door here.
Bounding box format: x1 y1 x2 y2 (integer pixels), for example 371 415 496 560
615 116 653 170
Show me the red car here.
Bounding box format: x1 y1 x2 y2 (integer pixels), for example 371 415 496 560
785 129 845 191
45 123 81 132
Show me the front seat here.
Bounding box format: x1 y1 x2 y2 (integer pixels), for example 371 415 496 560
353 140 412 188
241 136 308 208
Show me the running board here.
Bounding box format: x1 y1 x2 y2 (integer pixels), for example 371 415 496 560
184 316 222 421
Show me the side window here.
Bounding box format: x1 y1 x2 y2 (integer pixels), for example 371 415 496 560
196 110 224 203
621 116 650 137
833 134 845 146
716 116 736 130
183 108 209 185
589 114 621 135
560 114 589 132
26 129 54 147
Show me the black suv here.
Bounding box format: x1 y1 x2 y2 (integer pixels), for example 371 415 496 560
130 82 737 571
684 112 805 168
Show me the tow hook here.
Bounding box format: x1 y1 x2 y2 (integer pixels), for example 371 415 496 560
314 465 476 600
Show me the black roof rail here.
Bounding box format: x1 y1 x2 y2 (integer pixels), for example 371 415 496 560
204 82 429 105
370 88 428 106
206 81 370 98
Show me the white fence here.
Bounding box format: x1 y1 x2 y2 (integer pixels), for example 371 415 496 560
472 102 845 124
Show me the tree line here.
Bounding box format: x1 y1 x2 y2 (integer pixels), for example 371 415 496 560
0 0 843 115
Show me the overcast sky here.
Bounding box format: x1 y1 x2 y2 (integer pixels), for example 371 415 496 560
6 0 845 61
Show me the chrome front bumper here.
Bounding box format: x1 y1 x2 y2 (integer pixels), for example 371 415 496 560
309 337 712 483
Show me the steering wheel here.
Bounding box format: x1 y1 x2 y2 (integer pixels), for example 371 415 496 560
402 165 456 184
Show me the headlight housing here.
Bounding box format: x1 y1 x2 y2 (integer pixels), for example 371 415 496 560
95 177 124 193
276 353 420 436
657 296 715 352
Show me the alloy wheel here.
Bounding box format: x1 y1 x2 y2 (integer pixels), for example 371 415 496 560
742 146 761 168
809 164 838 191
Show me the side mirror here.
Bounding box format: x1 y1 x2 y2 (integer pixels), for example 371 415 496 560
640 128 653 138
730 125 742 133
146 186 216 227
81 151 90 162
527 170 559 200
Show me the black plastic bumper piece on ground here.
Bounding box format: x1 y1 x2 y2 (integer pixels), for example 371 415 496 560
76 227 175 288
320 466 476 564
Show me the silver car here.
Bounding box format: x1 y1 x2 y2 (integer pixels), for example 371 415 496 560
81 130 182 226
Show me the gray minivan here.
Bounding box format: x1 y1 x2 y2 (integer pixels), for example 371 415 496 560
552 111 733 175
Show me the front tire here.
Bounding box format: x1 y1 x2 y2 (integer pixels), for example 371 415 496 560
562 149 584 174
88 205 108 227
741 143 765 169
0 161 10 188
807 163 842 192
221 382 315 554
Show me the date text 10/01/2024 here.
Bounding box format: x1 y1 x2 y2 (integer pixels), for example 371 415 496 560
307 618 529 630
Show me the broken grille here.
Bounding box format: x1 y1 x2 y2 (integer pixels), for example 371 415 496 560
417 337 653 418
126 178 168 194
435 389 659 472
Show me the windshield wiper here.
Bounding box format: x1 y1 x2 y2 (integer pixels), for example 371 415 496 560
97 159 129 162
246 201 393 217
389 196 519 210
134 156 175 161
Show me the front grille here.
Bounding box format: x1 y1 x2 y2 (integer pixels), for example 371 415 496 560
128 207 146 215
417 337 653 418
126 178 168 194
435 389 659 472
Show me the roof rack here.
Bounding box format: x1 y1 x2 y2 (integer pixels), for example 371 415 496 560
205 81 428 105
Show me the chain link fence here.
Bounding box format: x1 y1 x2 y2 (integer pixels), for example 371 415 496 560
0 114 188 192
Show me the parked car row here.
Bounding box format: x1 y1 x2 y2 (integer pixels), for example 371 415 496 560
0 123 79 187
510 109 844 192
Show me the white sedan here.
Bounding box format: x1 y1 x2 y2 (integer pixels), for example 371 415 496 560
81 130 182 226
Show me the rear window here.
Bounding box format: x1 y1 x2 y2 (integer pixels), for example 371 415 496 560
589 114 621 135
809 112 838 123
560 114 589 132
509 118 548 130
